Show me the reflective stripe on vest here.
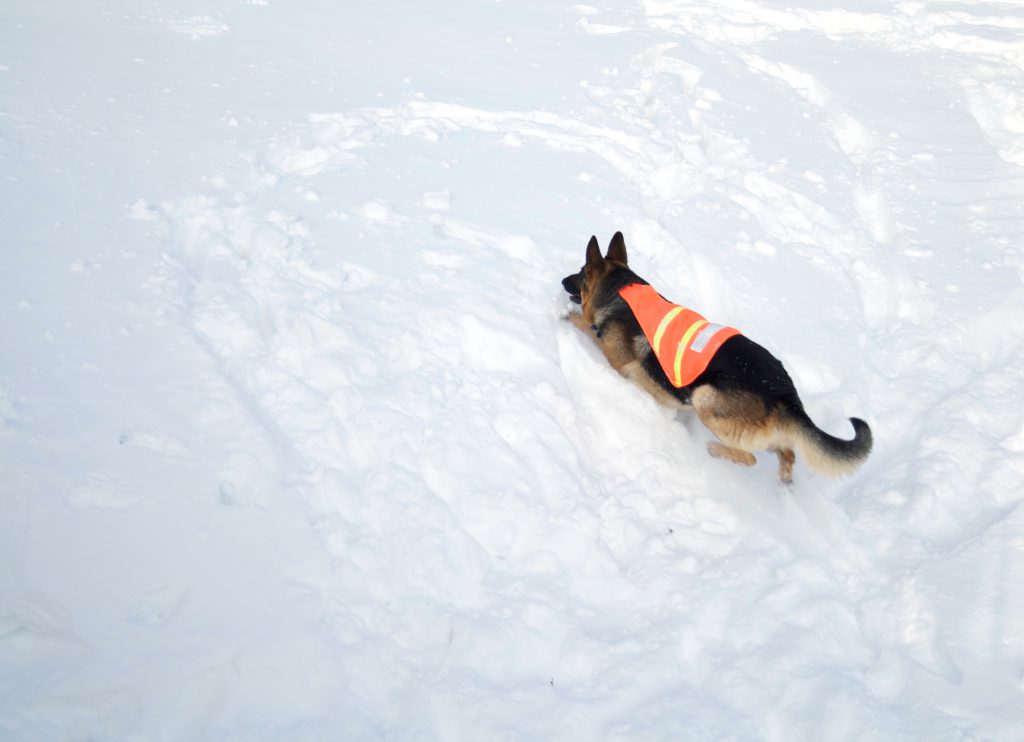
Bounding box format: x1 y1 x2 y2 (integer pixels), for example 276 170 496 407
618 283 741 387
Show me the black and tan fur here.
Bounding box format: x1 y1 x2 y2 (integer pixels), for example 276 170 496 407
562 232 872 483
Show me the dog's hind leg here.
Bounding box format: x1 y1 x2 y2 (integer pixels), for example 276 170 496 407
775 448 795 484
707 441 756 467
692 385 771 469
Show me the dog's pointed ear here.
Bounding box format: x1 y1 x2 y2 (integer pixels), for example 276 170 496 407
586 235 603 267
606 231 627 264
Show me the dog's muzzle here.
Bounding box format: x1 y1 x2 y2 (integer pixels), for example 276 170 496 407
562 274 582 304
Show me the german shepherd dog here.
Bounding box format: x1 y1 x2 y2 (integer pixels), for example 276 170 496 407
562 232 872 483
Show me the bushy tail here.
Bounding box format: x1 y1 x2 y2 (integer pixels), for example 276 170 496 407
791 413 873 477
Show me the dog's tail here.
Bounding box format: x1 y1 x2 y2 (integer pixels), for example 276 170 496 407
789 411 873 477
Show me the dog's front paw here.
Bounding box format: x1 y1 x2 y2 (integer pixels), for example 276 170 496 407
565 312 591 332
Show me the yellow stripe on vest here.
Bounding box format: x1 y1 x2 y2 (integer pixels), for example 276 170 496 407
652 306 684 356
673 319 708 387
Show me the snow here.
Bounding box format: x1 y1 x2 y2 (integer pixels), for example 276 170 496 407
2 0 1024 739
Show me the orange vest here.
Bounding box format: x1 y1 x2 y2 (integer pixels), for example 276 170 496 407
618 283 741 387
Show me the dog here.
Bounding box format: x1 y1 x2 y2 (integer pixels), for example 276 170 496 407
562 232 872 483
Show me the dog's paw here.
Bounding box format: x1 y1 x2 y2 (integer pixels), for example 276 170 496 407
564 312 591 332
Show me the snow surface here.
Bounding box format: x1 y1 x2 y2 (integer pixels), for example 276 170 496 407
3 0 1024 739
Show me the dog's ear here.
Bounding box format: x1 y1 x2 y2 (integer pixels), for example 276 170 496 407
586 235 603 268
606 231 627 264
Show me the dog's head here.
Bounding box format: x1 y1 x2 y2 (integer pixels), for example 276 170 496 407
562 232 629 322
